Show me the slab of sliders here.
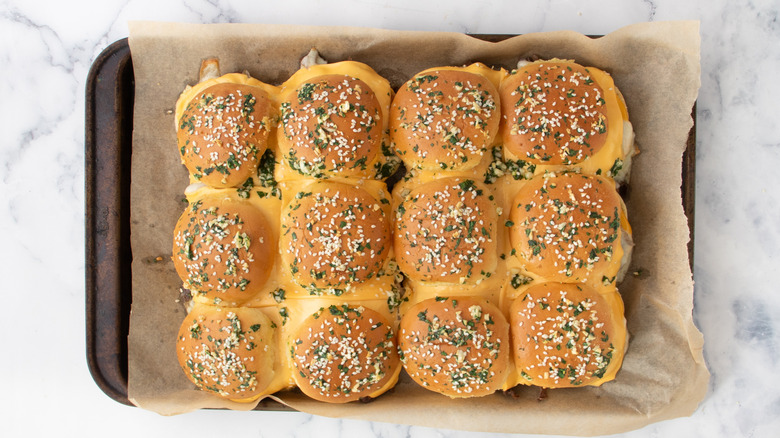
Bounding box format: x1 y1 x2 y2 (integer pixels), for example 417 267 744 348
172 52 404 404
169 53 638 404
390 59 636 397
499 59 635 391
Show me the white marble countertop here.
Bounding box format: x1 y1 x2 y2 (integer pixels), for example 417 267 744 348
2 0 778 437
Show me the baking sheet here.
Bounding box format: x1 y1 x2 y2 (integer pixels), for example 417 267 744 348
126 21 708 435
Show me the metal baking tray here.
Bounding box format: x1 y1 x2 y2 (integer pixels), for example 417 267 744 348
85 36 696 408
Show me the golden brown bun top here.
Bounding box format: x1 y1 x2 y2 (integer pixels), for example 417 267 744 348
172 195 275 305
280 74 383 177
176 304 277 400
280 181 391 292
177 81 274 188
395 177 497 283
391 69 500 171
509 172 622 283
509 282 626 388
398 296 510 398
500 61 610 165
290 304 400 403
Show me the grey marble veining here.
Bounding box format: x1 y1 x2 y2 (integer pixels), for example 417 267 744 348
2 0 779 436
693 2 780 436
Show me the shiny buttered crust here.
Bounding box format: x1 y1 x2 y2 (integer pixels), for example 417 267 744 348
172 195 275 305
509 282 626 388
399 296 510 397
395 177 497 284
280 181 391 291
176 304 277 401
391 68 500 171
279 74 383 177
509 172 626 284
500 61 621 165
177 80 274 188
290 304 401 403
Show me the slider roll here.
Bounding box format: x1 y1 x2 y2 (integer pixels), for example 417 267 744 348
290 304 401 403
176 304 278 401
508 172 630 285
398 296 510 397
172 194 276 305
394 177 497 285
278 61 394 179
280 181 392 295
499 60 634 182
509 282 627 388
391 67 501 172
176 66 277 188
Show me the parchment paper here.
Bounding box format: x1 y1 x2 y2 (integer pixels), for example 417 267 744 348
127 21 708 435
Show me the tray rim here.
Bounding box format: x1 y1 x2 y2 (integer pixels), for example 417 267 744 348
86 37 134 407
85 35 695 409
